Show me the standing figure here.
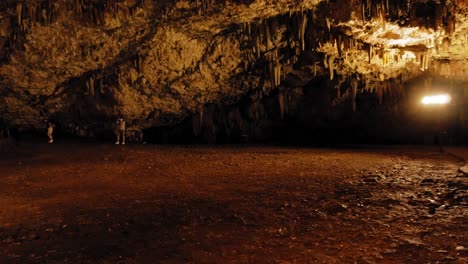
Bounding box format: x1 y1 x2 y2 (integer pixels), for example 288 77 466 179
47 121 55 143
115 117 126 144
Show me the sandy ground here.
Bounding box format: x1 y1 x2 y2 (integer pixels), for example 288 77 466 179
0 144 467 263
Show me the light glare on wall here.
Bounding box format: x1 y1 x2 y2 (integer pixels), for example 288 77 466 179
421 94 451 105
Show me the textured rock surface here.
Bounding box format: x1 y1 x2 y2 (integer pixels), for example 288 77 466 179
0 0 467 138
0 145 467 263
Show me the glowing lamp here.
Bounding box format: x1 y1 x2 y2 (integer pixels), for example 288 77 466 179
420 93 451 153
421 94 451 105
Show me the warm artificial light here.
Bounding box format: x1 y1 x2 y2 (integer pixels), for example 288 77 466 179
421 94 451 105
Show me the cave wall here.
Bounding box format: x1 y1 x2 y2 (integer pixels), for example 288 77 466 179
0 0 467 143
152 75 466 145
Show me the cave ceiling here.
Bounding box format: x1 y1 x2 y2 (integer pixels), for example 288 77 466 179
0 0 467 129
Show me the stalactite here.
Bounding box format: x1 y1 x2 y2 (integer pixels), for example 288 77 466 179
41 8 48 25
16 2 23 29
326 18 331 31
424 51 430 71
351 77 358 112
313 62 319 76
29 2 37 25
377 84 383 104
99 74 105 94
88 75 95 97
362 2 366 21
85 78 90 94
107 0 117 11
378 72 385 82
380 8 386 30
336 35 342 57
274 63 281 87
368 44 373 64
328 56 335 80
76 0 84 15
264 21 271 50
343 36 349 51
299 14 307 51
295 47 301 56
279 88 286 119
336 84 341 99
255 38 261 58
262 80 272 95
446 13 456 35
383 81 388 95
134 54 142 72
383 50 389 65
418 52 430 71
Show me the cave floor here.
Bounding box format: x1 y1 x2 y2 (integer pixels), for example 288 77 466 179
0 144 467 263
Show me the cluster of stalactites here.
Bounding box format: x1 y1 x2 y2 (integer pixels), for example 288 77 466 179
317 27 434 84
317 32 365 81
238 11 314 95
11 0 147 29
312 0 465 101
73 0 147 24
354 0 405 23
235 9 415 115
82 52 144 98
84 71 106 97
350 0 459 35
14 0 60 30
317 33 427 111
0 0 62 62
331 73 406 112
192 104 251 140
232 2 457 114
431 59 468 80
1 0 147 63
368 45 431 73
191 88 267 138
191 0 219 16
314 34 362 80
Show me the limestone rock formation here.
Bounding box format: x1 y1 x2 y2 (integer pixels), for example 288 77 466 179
0 0 467 140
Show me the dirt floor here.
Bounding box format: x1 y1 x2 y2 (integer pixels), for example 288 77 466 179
0 143 467 263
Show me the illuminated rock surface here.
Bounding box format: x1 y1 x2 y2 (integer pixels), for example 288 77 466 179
0 0 467 140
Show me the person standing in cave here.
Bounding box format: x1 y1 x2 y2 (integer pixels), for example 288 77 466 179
115 117 126 145
47 121 55 143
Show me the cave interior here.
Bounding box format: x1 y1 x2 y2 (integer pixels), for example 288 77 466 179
0 0 467 144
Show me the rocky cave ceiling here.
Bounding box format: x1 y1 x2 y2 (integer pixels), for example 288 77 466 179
0 0 467 133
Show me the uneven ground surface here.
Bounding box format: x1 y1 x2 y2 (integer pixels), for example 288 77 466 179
0 144 467 263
